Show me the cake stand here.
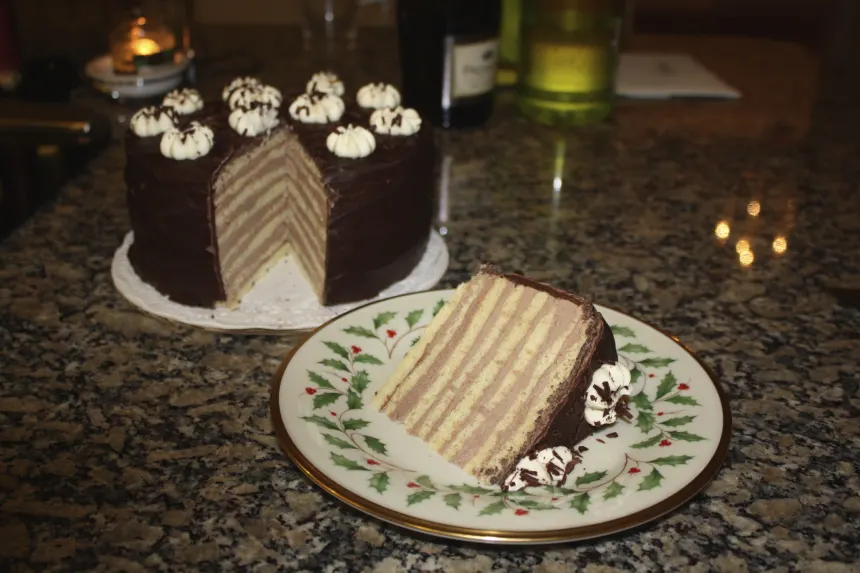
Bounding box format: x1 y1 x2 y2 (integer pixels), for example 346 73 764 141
111 230 450 332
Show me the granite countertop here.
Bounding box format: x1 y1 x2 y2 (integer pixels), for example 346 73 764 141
2 33 860 572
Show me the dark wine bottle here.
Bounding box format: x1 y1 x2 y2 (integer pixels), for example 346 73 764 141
397 0 501 129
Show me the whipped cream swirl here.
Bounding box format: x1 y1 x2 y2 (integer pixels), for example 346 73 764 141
369 106 422 136
503 447 576 492
356 82 401 109
129 106 176 137
584 362 632 426
162 88 203 115
159 121 214 160
307 71 344 96
288 92 345 124
229 104 279 137
227 84 283 110
326 124 375 159
222 76 261 102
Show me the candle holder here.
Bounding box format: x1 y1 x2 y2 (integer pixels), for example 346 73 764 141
109 12 177 75
85 5 191 100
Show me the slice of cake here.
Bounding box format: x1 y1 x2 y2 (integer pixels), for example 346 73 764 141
124 72 435 308
372 266 631 490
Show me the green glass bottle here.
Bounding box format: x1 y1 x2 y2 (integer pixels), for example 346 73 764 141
517 0 624 127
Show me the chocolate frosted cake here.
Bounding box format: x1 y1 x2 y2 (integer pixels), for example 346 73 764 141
124 73 435 308
372 266 632 491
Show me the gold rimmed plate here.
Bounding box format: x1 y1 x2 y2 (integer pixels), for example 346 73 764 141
270 289 731 544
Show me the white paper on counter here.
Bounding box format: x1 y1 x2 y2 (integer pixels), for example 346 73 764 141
617 53 741 100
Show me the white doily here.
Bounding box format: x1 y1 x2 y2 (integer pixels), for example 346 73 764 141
111 231 449 332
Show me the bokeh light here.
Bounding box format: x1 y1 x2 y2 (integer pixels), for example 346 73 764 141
736 239 751 254
739 250 755 267
714 221 730 240
747 201 761 217
772 235 787 255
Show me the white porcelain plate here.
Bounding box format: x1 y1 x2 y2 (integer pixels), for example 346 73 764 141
112 231 449 332
271 290 731 544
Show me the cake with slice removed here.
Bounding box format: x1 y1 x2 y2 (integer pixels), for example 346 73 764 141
372 265 632 490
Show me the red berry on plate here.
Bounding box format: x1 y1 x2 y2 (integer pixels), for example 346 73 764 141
678 383 690 390
329 411 337 417
628 467 641 474
351 346 362 354
407 482 420 488
341 377 348 382
386 329 396 338
659 439 672 447
514 509 529 516
305 387 317 395
367 459 379 465
648 373 655 378
657 412 664 416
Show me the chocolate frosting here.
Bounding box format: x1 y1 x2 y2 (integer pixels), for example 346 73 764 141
475 266 621 484
124 92 435 308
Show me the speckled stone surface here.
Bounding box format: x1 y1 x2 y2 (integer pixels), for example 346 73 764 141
2 36 860 572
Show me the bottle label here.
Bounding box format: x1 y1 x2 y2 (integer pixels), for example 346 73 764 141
442 36 499 108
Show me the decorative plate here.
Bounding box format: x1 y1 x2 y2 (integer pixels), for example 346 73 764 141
111 230 449 332
271 290 731 544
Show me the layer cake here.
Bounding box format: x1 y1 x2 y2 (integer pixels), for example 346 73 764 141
372 266 632 490
124 73 435 308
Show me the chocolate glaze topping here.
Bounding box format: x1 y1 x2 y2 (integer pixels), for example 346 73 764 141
124 85 435 308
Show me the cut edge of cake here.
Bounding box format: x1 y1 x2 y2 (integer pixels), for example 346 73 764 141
372 265 632 490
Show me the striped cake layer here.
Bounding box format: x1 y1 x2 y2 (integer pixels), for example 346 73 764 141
282 136 328 298
373 273 591 484
213 131 292 306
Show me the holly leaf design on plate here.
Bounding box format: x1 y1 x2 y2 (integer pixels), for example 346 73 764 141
342 418 371 431
350 371 371 394
655 371 677 400
319 358 350 372
449 484 494 495
302 415 339 431
312 392 341 410
343 325 378 339
639 357 676 368
668 430 706 442
659 415 696 428
630 392 652 411
308 371 336 390
515 500 559 511
323 341 350 360
363 435 387 456
630 368 642 386
444 493 462 510
410 338 420 347
648 455 694 467
630 433 663 449
478 500 507 516
415 475 435 489
406 490 435 506
575 471 607 486
619 343 650 354
603 481 624 500
369 472 390 494
610 325 635 338
354 354 384 365
636 410 656 434
347 389 362 410
432 299 445 317
323 434 355 450
638 468 664 491
405 309 424 328
665 395 700 406
569 493 590 514
331 452 369 471
372 311 397 330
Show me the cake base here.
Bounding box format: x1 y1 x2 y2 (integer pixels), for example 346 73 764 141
111 230 449 332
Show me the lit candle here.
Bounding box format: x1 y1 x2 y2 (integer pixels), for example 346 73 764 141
131 37 160 56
